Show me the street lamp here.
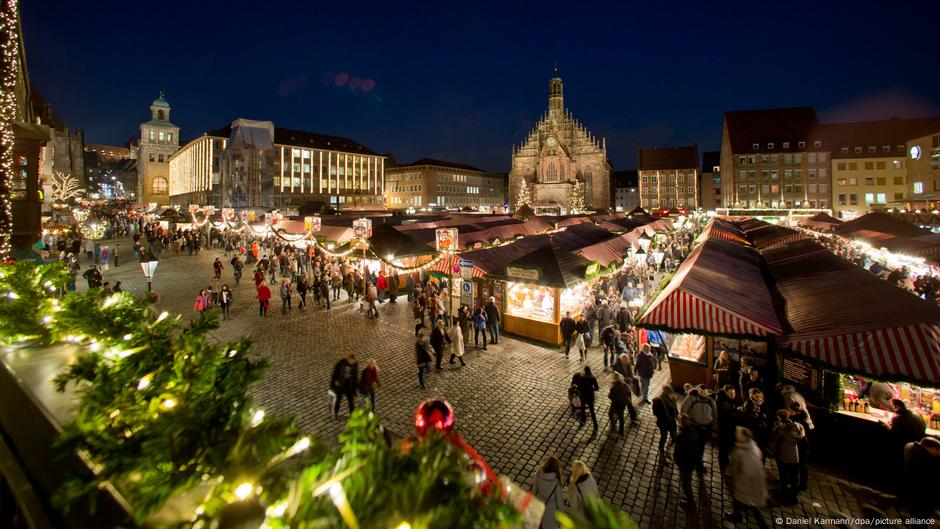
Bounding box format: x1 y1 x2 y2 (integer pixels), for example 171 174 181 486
652 250 665 271
140 259 158 292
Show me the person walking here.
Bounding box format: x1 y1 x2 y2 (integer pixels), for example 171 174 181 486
256 281 271 317
280 279 293 314
599 323 617 371
635 344 656 403
329 354 358 419
194 288 211 320
367 281 379 318
725 427 770 528
674 418 702 509
430 319 451 370
448 322 466 367
320 276 331 310
472 306 488 350
484 296 500 344
113 243 120 267
608 373 633 436
387 272 399 303
559 311 576 359
576 366 599 431
787 401 811 491
534 456 564 529
771 408 804 505
717 384 738 472
219 284 233 320
575 326 588 362
652 385 678 464
210 276 221 306
213 257 224 279
296 276 308 310
415 329 432 389
681 385 717 474
457 305 470 348
565 460 598 520
359 359 380 411
332 271 342 301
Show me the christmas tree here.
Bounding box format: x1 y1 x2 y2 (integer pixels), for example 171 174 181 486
514 177 531 210
568 180 586 214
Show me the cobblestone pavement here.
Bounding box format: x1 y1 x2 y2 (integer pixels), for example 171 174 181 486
83 238 914 528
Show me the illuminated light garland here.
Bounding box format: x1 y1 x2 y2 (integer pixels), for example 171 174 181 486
0 0 20 259
79 221 106 240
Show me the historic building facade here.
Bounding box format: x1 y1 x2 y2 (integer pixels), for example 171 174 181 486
700 151 722 209
385 158 505 210
136 93 179 205
509 71 610 212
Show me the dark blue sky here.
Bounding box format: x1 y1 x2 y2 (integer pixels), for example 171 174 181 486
23 0 940 172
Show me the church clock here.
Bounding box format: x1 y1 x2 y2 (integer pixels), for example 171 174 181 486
546 136 557 147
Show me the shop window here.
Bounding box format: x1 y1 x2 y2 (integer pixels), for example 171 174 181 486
913 182 924 194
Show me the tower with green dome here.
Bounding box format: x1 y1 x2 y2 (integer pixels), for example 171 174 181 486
137 91 180 205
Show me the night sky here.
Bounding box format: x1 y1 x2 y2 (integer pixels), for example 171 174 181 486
23 0 940 172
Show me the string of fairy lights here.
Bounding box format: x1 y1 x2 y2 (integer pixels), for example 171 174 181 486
0 0 20 260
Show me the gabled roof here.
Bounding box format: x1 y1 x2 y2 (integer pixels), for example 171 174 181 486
493 239 591 289
724 107 824 153
825 118 940 158
637 145 699 170
396 158 486 173
205 124 379 155
835 211 930 238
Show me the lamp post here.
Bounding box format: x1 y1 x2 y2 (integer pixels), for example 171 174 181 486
140 259 158 293
652 250 665 272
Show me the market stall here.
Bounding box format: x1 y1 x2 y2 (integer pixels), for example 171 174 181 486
491 240 592 344
637 227 783 387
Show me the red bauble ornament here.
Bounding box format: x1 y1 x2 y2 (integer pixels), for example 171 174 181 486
414 398 454 437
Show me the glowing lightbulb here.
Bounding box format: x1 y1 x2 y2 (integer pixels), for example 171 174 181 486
234 482 254 500
251 409 265 427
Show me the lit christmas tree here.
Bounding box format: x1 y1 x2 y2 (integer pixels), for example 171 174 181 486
568 179 586 214
514 176 531 210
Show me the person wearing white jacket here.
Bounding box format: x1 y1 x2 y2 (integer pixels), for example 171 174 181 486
565 460 598 519
533 456 564 529
448 324 466 366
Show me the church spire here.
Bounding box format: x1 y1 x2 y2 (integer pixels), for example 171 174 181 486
548 65 564 119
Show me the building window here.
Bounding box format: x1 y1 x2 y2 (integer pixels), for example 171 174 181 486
876 177 886 186
865 193 875 204
837 163 846 171
849 194 858 205
159 131 165 142
848 162 858 170
149 153 155 162
913 182 924 194
864 161 874 170
865 177 873 186
767 143 774 150
149 130 155 141
883 146 890 153
895 192 904 200
876 161 885 170
814 141 822 148
892 160 902 169
158 154 164 163
168 133 173 143
157 110 165 120
868 146 876 153
840 147 849 155
876 193 886 203
838 194 846 205
893 177 904 185
752 143 759 151
152 177 168 194
782 142 789 149
798 141 806 148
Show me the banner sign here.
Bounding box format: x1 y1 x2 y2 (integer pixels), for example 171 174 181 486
304 216 322 232
188 204 200 213
435 228 458 252
353 218 372 238
203 205 215 215
222 208 234 220
506 266 540 282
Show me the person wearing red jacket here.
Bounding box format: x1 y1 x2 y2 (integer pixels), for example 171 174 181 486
256 281 271 317
376 271 388 303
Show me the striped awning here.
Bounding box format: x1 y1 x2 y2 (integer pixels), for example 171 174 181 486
643 289 783 336
780 324 940 385
429 253 486 278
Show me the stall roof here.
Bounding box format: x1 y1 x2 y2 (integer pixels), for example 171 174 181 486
576 231 640 267
491 239 591 289
835 211 930 238
744 224 808 250
367 223 437 258
639 233 784 337
798 212 843 229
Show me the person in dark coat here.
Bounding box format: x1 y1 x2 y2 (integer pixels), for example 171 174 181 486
559 311 576 358
717 385 738 472
652 385 678 463
615 302 631 334
329 354 358 419
576 366 600 431
415 329 432 389
634 344 656 403
607 373 633 436
902 437 940 520
599 324 618 371
430 319 451 370
673 418 702 509
581 302 596 346
484 296 501 344
736 388 769 457
787 401 811 491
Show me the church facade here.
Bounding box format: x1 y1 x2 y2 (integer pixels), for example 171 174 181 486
509 71 610 212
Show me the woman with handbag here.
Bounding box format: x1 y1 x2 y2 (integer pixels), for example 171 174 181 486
534 456 564 529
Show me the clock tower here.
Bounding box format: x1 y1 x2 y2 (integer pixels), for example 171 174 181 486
508 69 611 212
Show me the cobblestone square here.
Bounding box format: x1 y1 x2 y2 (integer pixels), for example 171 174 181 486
87 238 911 528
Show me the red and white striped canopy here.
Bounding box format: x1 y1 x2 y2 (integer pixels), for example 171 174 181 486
429 253 486 278
643 289 783 336
780 324 940 384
